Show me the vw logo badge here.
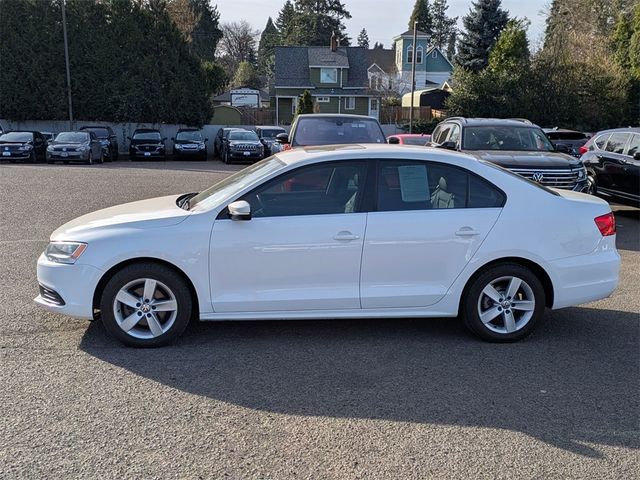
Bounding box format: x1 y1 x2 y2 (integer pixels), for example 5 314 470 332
532 172 544 183
3 146 7 151
62 147 67 152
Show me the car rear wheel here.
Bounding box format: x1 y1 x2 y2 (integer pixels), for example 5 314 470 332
586 173 597 195
87 151 93 165
462 263 545 342
99 263 192 347
30 151 37 163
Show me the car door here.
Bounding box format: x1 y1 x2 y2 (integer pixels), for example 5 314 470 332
601 132 631 195
360 159 505 309
620 133 640 200
209 160 370 313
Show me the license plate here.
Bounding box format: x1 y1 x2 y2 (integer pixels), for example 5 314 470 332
144 152 151 156
61 152 68 158
2 151 10 156
243 151 250 156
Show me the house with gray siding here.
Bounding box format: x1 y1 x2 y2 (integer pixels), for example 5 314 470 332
272 35 383 125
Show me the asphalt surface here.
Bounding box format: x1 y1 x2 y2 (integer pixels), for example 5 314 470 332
0 160 638 479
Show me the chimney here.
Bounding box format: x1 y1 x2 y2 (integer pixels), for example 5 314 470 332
330 31 337 52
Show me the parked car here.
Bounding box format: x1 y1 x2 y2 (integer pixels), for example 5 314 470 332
221 129 264 164
275 114 387 150
255 126 287 156
387 134 431 145
580 127 640 205
80 126 118 161
428 118 589 192
35 144 619 347
47 131 104 165
172 129 207 161
543 128 589 158
0 131 47 163
128 129 166 160
214 127 243 158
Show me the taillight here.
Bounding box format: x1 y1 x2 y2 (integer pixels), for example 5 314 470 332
578 145 588 155
594 212 616 236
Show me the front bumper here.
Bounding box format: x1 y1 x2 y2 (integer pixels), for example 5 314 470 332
34 253 104 319
1 151 31 160
47 151 88 161
228 150 263 160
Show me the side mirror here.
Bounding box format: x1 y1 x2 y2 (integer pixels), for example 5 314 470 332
438 140 457 151
634 152 640 161
554 143 571 154
276 132 289 144
388 137 400 144
228 200 251 221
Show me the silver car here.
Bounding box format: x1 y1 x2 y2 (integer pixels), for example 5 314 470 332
46 131 104 164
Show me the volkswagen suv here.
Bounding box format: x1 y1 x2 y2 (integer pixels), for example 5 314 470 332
428 118 588 192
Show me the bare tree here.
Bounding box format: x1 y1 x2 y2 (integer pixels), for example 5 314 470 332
218 20 260 78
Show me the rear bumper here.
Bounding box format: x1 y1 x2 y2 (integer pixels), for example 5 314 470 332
34 254 104 319
550 238 620 309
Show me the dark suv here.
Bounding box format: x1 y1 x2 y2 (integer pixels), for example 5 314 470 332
428 118 588 192
80 125 118 161
128 129 166 160
580 127 640 205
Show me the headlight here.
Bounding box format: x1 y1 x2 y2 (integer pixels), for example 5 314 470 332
198 143 205 150
77 145 88 152
576 166 586 179
18 144 33 151
47 145 54 152
175 144 182 149
44 241 87 264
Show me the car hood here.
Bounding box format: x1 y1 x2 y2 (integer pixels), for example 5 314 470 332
51 142 86 148
130 139 162 145
51 194 189 241
468 150 581 168
175 139 204 145
230 140 261 145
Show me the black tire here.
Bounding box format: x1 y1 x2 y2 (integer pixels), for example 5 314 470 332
98 151 104 164
87 151 93 165
99 263 193 347
461 263 545 343
30 151 37 163
46 159 54 164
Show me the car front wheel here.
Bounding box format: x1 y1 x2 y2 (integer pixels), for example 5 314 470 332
99 263 193 347
462 263 545 342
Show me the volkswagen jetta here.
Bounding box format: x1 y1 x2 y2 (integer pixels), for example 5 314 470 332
35 145 620 347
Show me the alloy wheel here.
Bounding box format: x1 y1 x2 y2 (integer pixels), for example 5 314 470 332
476 276 535 334
112 278 178 339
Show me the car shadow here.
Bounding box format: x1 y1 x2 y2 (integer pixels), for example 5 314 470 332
80 307 639 458
614 209 639 252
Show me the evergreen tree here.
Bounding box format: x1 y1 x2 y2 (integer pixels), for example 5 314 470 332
446 30 457 59
357 28 370 48
288 0 352 46
258 17 280 78
296 90 314 115
612 14 632 70
408 0 433 35
190 0 223 61
276 0 296 45
488 19 530 71
431 0 457 50
373 42 384 49
456 0 509 72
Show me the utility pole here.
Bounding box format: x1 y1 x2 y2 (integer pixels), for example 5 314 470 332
61 0 73 129
409 21 417 134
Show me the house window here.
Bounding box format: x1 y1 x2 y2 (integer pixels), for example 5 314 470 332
345 97 355 110
320 68 338 84
416 46 423 64
407 45 413 63
316 96 330 103
432 51 437 58
292 97 298 114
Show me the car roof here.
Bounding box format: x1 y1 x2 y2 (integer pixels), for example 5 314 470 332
176 128 201 132
273 143 477 166
257 126 286 130
593 127 640 135
443 118 540 128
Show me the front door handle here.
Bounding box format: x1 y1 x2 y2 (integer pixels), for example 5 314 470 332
455 227 480 237
334 231 360 241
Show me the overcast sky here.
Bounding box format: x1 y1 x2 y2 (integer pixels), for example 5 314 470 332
216 0 550 49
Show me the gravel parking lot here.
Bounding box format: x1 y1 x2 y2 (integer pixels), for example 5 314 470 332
0 161 638 479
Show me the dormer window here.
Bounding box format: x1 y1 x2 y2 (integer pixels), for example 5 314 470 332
320 68 338 84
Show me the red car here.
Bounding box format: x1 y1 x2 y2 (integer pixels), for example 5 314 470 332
387 134 431 146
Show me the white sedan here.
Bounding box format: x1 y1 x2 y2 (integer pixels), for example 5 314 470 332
35 145 620 347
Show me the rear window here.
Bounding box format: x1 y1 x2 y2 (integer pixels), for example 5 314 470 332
401 136 430 146
292 117 386 147
545 131 587 141
626 134 640 157
260 129 285 139
82 127 109 138
594 133 610 149
605 133 631 154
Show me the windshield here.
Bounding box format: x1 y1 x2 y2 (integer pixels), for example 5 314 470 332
260 129 285 139
189 156 286 211
293 117 386 147
176 131 202 141
0 132 33 142
55 132 89 143
133 131 161 141
82 127 109 138
463 126 554 152
229 131 258 141
402 136 430 146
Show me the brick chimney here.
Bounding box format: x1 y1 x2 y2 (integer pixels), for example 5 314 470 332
330 31 337 52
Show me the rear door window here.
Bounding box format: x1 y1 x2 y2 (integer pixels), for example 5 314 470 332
605 133 630 154
594 134 610 150
625 134 640 157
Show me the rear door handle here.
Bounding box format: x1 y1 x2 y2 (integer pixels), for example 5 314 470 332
334 231 360 241
455 228 480 237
